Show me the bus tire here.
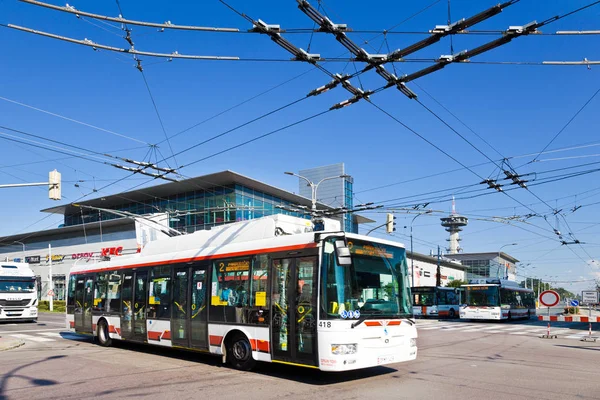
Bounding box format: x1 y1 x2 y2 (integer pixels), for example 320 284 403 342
448 309 456 318
227 332 256 371
97 319 112 347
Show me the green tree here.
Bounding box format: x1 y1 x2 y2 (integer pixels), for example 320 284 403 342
445 279 468 288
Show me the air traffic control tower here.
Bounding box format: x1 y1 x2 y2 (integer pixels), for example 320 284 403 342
440 198 468 254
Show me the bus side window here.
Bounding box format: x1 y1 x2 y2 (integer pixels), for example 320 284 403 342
149 266 171 320
67 275 77 313
107 273 121 313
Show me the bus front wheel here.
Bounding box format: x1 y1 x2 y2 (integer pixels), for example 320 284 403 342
227 332 256 371
97 319 112 347
448 309 456 318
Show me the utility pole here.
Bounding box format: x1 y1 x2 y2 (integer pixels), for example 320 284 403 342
436 245 441 287
48 244 53 312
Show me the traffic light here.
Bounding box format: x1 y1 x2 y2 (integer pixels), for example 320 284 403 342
386 213 396 233
49 169 61 200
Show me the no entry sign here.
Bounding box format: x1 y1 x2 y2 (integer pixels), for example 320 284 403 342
539 290 560 307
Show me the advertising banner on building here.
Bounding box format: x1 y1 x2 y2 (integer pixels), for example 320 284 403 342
135 213 171 251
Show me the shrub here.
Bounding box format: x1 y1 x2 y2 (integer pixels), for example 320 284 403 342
563 306 580 314
38 300 66 313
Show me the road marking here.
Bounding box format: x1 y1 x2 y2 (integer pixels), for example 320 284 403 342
509 331 531 335
0 328 63 335
501 326 528 331
9 333 55 342
39 332 63 337
461 326 504 332
439 325 479 331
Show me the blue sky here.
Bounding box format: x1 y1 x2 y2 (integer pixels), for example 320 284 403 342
0 0 599 293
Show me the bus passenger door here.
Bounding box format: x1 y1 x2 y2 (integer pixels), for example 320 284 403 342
190 266 208 349
120 272 134 339
172 264 208 349
132 271 148 341
271 257 318 367
74 275 93 333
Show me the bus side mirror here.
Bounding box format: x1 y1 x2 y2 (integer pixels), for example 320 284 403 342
334 240 352 266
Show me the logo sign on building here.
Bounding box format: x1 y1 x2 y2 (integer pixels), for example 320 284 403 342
72 253 95 260
46 254 66 263
25 255 41 264
581 291 599 305
101 246 123 257
539 290 560 307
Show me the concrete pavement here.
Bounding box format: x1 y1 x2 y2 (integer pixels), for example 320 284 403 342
0 336 24 351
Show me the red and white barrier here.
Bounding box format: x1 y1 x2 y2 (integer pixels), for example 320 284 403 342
538 315 600 322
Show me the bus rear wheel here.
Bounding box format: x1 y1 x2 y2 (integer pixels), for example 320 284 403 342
227 333 256 371
448 309 456 318
97 319 112 347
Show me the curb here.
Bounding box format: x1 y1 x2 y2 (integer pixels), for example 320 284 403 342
0 338 25 352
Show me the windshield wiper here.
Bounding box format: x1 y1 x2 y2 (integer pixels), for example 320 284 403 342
351 310 383 329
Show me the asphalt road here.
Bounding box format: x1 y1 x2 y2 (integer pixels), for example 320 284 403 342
0 312 599 400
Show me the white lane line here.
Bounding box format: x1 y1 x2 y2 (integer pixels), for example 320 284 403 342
39 332 63 337
27 337 55 342
419 325 456 330
502 326 529 331
438 325 480 331
461 326 504 332
0 328 63 334
509 331 531 335
8 333 53 341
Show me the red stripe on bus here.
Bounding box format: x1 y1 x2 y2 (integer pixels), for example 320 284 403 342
209 335 223 346
70 243 318 275
148 331 162 341
250 339 270 353
387 321 401 326
364 321 382 327
115 328 121 336
108 325 118 333
162 330 171 340
92 324 97 332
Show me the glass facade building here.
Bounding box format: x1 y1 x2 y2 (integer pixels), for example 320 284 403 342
63 183 310 233
298 163 356 233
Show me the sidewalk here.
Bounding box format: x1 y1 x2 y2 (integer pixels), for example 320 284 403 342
0 336 25 351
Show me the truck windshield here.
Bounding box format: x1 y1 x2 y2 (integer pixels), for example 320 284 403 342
0 278 35 293
320 237 412 320
465 285 499 307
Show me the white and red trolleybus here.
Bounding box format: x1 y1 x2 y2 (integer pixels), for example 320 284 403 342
412 286 463 318
459 279 536 320
66 215 417 371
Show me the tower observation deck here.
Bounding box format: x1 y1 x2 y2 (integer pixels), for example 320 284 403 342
440 198 468 254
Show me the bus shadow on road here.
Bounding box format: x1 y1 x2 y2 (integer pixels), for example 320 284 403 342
250 363 398 385
83 339 398 384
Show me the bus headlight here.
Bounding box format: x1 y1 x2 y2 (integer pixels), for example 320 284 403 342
409 338 417 347
331 344 357 355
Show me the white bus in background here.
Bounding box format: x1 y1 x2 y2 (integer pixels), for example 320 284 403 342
0 262 38 322
412 286 463 318
66 215 417 371
460 279 535 321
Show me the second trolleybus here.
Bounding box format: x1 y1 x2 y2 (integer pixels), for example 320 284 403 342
411 286 463 318
66 214 417 371
459 279 536 320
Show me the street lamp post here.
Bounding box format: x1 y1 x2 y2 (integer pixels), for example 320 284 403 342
497 243 518 279
284 171 349 214
13 241 25 260
410 211 432 288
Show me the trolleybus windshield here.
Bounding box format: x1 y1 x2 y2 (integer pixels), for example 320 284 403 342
321 238 411 319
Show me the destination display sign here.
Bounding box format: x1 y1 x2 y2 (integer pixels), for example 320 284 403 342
348 242 393 259
219 259 250 272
